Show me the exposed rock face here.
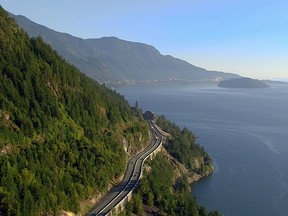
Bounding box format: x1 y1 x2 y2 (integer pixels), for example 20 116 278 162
162 148 214 185
218 77 270 88
0 145 13 155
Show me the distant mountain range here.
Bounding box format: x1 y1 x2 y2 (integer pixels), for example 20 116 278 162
10 13 240 84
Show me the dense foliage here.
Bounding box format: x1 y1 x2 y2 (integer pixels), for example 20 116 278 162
156 115 213 174
0 7 149 215
125 154 221 216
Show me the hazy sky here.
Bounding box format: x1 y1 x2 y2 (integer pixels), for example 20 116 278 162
1 0 288 79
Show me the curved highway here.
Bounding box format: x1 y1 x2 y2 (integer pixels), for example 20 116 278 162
87 120 163 216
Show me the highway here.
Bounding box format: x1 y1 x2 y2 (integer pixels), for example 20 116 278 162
87 120 163 216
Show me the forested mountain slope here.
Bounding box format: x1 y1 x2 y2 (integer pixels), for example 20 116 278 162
11 13 240 83
0 7 149 215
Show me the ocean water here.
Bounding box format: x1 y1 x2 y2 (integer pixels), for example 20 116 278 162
117 84 288 216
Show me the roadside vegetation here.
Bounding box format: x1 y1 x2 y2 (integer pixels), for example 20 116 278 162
123 154 221 216
156 115 214 175
123 116 220 216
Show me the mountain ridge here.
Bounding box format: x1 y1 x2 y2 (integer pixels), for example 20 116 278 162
10 13 240 83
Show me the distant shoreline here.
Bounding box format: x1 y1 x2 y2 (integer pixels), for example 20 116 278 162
108 79 287 89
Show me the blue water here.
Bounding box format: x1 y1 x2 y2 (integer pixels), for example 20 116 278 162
117 84 288 216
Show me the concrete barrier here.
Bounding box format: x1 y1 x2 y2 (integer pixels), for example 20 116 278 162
106 123 164 215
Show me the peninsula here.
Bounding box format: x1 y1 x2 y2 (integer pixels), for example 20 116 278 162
218 77 270 88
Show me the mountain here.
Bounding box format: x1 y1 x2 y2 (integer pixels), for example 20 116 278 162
1 7 219 215
0 7 149 215
10 13 240 83
218 78 270 88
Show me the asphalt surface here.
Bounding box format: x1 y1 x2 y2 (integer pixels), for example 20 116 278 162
87 120 163 216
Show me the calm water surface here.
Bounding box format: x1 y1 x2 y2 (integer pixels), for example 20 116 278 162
117 84 288 216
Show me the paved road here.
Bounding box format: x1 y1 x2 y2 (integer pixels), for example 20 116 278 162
87 120 163 216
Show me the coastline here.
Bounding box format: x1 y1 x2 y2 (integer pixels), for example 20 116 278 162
161 147 215 186
122 118 219 216
139 148 216 216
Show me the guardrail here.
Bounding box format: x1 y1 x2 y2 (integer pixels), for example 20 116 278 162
97 152 141 215
102 121 163 215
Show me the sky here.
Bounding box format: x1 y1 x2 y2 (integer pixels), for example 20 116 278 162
1 0 288 79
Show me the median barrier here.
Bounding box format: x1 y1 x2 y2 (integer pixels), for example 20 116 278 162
96 121 164 216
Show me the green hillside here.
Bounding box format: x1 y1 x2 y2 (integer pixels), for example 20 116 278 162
0 7 149 215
